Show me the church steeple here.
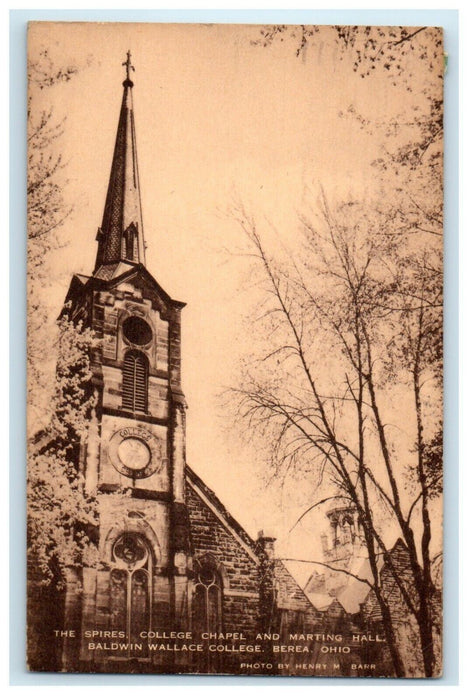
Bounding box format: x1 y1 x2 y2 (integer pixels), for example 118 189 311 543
94 52 146 272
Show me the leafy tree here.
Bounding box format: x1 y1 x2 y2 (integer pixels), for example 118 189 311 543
27 312 99 671
28 314 99 585
26 52 99 669
27 49 79 432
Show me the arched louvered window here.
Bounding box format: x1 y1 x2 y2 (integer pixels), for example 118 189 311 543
122 350 148 413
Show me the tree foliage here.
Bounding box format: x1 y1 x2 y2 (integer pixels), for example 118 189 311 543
28 315 100 586
27 49 80 431
27 51 98 586
255 25 443 84
256 25 444 243
27 49 78 256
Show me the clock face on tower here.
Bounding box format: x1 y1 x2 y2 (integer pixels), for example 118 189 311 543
118 438 151 471
108 426 163 479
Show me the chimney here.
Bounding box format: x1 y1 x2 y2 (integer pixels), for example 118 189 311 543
256 530 277 636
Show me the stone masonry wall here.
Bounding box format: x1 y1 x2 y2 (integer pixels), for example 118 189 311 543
186 481 259 633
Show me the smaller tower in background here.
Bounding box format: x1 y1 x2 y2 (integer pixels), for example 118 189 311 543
305 503 370 614
321 505 366 598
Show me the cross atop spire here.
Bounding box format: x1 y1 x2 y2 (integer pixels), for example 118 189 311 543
122 50 135 86
93 56 145 273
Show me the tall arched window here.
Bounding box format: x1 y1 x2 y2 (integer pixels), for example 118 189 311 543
110 533 152 650
192 558 223 671
122 350 148 413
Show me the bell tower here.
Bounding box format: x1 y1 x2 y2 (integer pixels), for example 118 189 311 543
60 54 191 672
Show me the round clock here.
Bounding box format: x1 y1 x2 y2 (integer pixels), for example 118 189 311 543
109 426 163 479
118 437 151 471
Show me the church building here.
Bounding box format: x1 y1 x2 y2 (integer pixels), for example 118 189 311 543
30 55 333 675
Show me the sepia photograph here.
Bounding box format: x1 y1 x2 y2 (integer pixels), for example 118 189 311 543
26 22 444 677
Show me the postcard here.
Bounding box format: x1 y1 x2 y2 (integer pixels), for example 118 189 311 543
27 22 444 677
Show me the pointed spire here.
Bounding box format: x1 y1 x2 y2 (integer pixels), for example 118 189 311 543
94 52 145 272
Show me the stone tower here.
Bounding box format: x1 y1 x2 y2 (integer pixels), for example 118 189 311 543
60 54 191 671
312 504 369 611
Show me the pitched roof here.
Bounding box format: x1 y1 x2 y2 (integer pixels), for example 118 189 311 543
185 464 257 557
185 464 319 615
275 560 320 612
61 264 186 313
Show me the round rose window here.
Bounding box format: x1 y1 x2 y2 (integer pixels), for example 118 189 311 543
122 316 152 346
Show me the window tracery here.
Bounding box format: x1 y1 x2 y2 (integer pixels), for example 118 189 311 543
109 533 152 651
192 558 223 671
